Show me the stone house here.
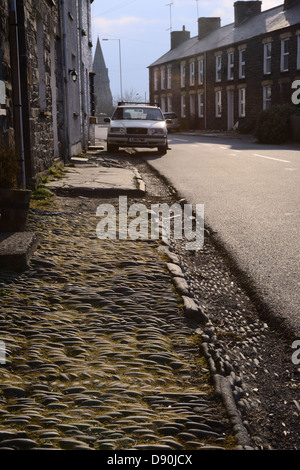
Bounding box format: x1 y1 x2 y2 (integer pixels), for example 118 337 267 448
148 0 300 132
0 0 95 189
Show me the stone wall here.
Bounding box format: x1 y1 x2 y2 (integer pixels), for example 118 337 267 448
18 0 59 180
0 0 14 146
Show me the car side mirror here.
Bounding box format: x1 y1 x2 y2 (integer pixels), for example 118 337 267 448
104 117 111 123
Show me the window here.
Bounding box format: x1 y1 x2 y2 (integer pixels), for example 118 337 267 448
154 69 159 91
263 85 271 109
198 59 204 85
167 66 172 89
281 38 289 72
239 49 246 79
167 95 172 112
161 67 166 90
181 63 186 88
263 43 272 75
181 95 186 117
216 55 222 82
238 88 246 117
198 92 204 118
227 52 234 80
215 90 222 117
161 96 166 112
190 61 195 86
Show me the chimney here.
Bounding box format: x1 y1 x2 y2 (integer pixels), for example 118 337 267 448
171 26 190 50
198 17 221 40
284 0 299 9
234 1 262 27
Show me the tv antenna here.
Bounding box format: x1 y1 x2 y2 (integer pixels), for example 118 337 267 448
166 2 174 32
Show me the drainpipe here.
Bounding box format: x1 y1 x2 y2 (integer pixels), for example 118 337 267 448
59 0 72 162
8 0 26 188
78 0 87 152
204 51 207 130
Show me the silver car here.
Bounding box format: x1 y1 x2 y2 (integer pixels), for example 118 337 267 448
105 102 169 154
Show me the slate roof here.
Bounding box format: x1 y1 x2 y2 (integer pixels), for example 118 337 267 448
149 3 300 67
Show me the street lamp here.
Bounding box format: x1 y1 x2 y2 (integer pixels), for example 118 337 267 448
102 38 123 101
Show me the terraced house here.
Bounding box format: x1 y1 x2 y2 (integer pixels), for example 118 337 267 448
149 0 300 133
0 0 95 189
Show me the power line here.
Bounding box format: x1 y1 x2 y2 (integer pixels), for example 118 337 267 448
96 0 138 17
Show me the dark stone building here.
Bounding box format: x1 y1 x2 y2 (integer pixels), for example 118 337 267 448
0 0 95 188
149 0 300 132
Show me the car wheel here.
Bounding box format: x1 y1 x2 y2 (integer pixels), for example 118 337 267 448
157 145 168 155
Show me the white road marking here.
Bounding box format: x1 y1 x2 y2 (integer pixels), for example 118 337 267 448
253 153 290 163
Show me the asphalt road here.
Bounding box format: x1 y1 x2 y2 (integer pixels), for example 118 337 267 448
140 133 300 337
95 125 299 337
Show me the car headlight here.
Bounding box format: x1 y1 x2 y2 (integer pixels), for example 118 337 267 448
148 128 165 135
110 127 126 134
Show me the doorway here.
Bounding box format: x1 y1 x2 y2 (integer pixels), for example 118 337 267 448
227 89 234 131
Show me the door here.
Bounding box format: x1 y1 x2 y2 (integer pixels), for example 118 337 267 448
227 89 234 131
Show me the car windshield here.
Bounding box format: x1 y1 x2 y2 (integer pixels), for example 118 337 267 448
112 107 164 121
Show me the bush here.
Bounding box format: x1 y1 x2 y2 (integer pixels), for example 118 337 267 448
254 104 295 144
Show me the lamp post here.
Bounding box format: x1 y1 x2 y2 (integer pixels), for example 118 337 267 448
103 38 123 101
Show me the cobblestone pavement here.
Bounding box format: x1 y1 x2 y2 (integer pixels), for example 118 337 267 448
0 175 240 451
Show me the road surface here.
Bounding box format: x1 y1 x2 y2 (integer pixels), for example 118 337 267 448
96 125 300 337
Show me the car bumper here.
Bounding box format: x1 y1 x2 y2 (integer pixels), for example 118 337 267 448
107 134 167 148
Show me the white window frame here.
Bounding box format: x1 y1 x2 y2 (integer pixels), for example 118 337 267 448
216 55 222 82
198 92 204 118
198 59 204 85
181 95 186 118
215 90 222 117
161 67 166 90
263 43 272 75
154 69 159 91
190 61 195 86
167 66 172 89
238 88 246 117
263 85 271 110
239 49 246 79
180 63 186 88
167 95 172 112
227 52 234 80
281 38 289 72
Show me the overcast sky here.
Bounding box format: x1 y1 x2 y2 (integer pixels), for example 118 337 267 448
91 0 284 103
